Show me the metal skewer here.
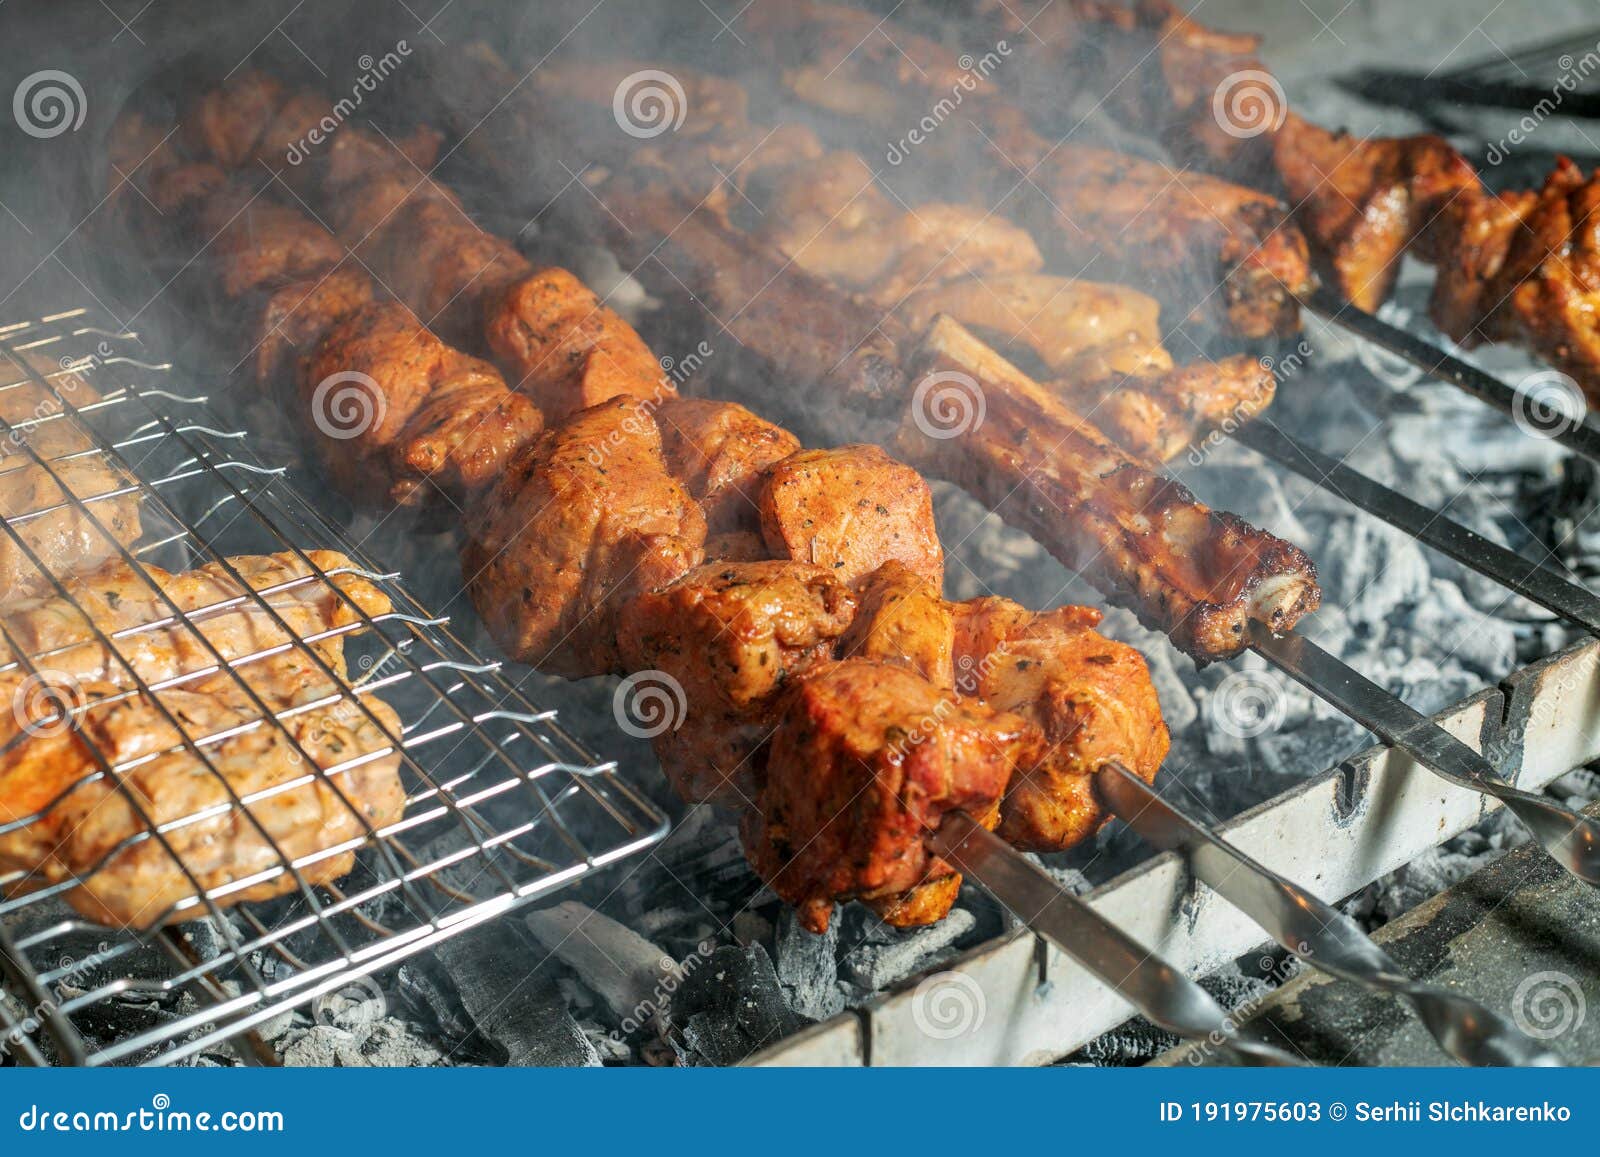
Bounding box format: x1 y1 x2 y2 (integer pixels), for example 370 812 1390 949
1095 761 1563 1066
930 811 1307 1067
1229 420 1600 636
1250 624 1600 886
1297 286 1600 466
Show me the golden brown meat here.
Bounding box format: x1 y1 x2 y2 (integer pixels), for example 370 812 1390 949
301 302 545 510
193 182 346 299
759 445 944 590
463 396 707 677
655 398 801 534
252 267 377 397
483 267 670 421
742 657 1033 933
616 561 856 806
0 660 405 928
0 551 390 746
0 364 143 602
901 317 1319 661
1274 113 1479 312
838 560 954 687
183 70 287 168
955 598 1169 851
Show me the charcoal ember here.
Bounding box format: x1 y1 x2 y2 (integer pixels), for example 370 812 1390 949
1405 579 1517 678
524 901 679 1032
674 944 798 1064
775 907 844 1022
732 910 771 948
434 925 599 1067
580 1019 633 1064
276 1019 446 1067
1254 717 1369 784
842 909 976 991
396 958 495 1060
1308 516 1431 623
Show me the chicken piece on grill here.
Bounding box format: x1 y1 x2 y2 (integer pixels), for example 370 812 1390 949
656 398 801 534
0 364 143 603
956 598 1169 851
742 657 1033 933
838 560 954 687
759 445 944 589
252 267 376 397
1273 113 1479 312
1427 158 1600 401
483 267 670 421
301 302 545 511
464 395 707 677
0 659 406 928
616 561 856 806
901 317 1319 661
0 550 390 746
755 151 1043 304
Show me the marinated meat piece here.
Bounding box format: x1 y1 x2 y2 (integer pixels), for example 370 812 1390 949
0 661 405 928
901 317 1319 661
742 658 1033 932
955 599 1169 851
463 396 707 677
838 561 954 686
301 302 544 509
252 267 376 396
184 70 286 168
616 561 856 805
656 398 801 534
483 267 667 420
759 445 943 589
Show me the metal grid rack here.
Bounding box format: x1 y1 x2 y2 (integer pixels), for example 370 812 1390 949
0 306 668 1067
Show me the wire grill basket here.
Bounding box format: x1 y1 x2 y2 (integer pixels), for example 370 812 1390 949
0 306 668 1067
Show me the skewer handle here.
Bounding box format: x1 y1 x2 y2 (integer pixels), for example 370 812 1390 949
931 812 1305 1066
1097 762 1563 1066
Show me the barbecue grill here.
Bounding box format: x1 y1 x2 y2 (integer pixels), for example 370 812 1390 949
5 0 1600 1069
0 306 667 1066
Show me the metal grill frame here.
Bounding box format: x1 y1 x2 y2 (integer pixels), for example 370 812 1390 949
0 307 669 1067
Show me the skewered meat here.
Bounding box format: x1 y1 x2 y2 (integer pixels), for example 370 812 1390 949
955 598 1168 851
759 445 944 589
742 657 1033 933
903 317 1318 660
616 560 856 806
0 550 390 745
839 560 955 687
253 267 377 398
656 398 802 534
0 661 405 928
463 395 707 677
0 362 143 603
301 302 544 510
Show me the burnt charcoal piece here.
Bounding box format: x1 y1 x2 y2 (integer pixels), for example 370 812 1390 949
774 907 844 1022
674 944 799 1065
434 926 599 1067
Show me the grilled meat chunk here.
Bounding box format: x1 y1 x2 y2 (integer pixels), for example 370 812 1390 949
838 560 955 687
463 396 707 677
253 267 377 397
617 560 856 806
759 445 944 590
956 598 1169 851
743 658 1032 933
656 398 801 534
301 302 544 510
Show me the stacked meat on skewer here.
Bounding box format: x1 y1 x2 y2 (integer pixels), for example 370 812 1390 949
107 72 1195 932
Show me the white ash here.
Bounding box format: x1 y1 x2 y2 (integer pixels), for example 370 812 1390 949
842 910 977 991
524 901 682 1034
